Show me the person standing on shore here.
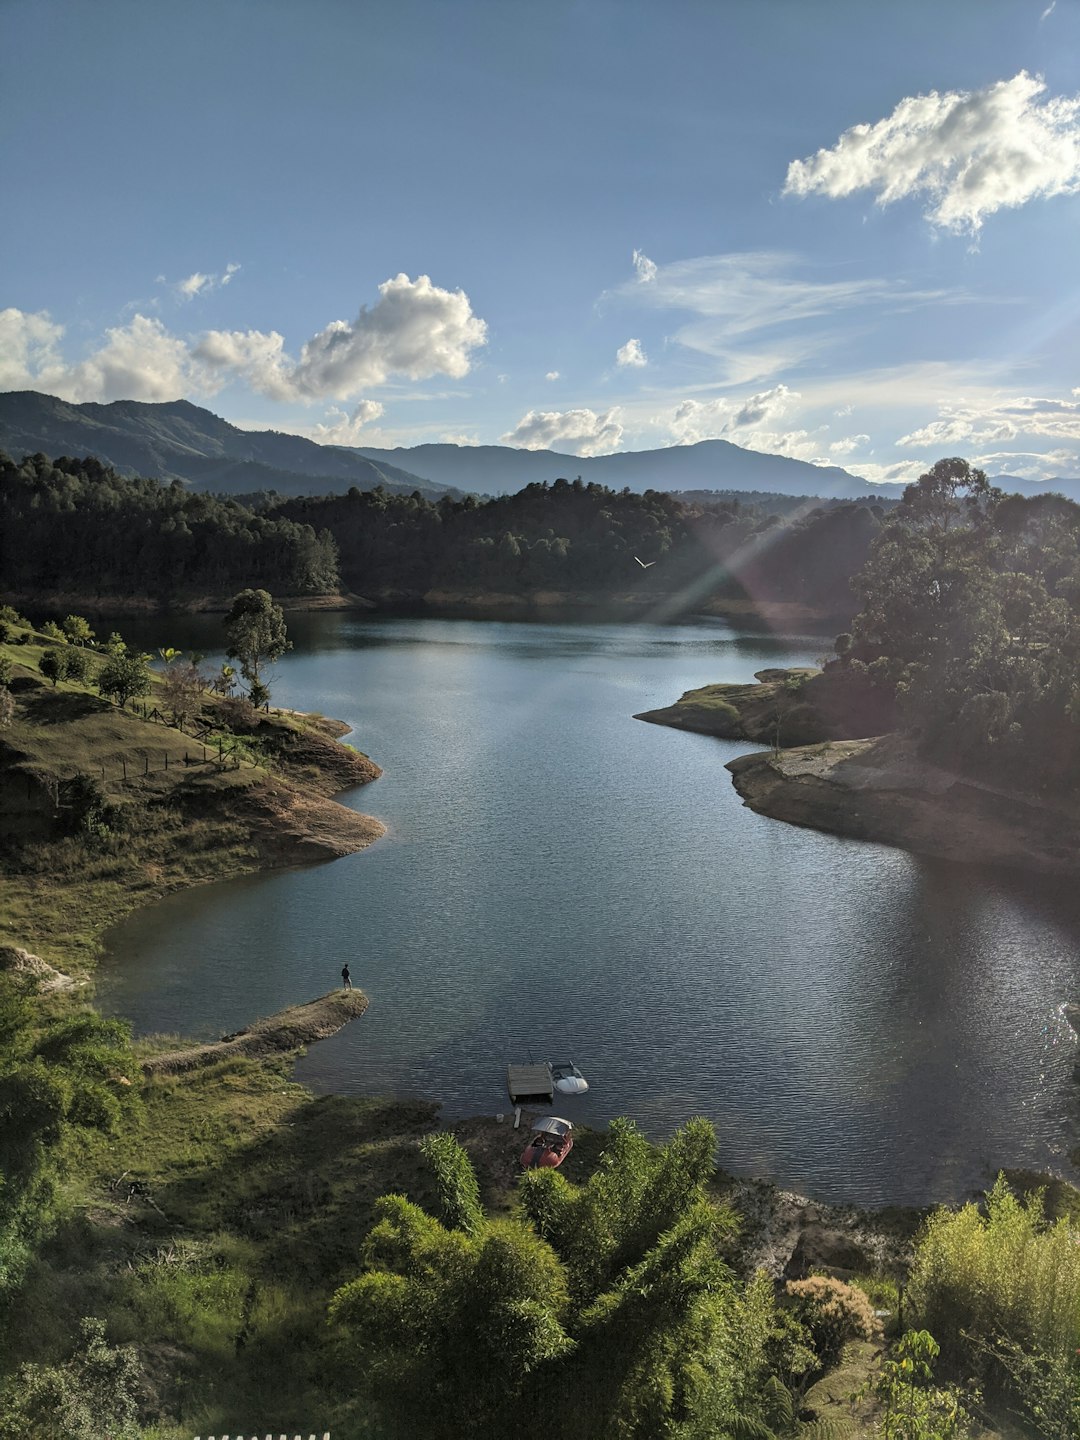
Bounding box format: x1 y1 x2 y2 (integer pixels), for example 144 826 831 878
341 964 351 990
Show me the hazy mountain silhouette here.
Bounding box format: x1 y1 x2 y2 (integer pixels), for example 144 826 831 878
2 392 1076 504
0 392 445 498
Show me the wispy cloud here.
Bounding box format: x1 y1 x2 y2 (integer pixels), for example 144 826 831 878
785 71 1080 234
610 250 960 383
166 262 241 300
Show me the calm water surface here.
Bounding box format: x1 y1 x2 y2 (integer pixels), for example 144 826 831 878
98 614 1080 1205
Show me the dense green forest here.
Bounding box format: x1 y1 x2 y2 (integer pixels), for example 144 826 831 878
1 449 886 613
0 452 340 599
271 476 884 608
830 458 1080 784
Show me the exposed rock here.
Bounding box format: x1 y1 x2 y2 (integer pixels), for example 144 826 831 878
727 735 1080 875
717 1175 918 1281
0 944 76 990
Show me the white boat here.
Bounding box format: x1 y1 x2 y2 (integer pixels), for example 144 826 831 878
550 1061 589 1096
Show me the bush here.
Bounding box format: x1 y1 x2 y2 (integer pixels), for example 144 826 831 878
907 1176 1080 1412
785 1275 882 1368
38 620 66 643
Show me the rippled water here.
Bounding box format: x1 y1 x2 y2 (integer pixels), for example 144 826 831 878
97 613 1080 1205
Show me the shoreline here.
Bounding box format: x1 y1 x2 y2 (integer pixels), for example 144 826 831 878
726 735 1080 876
6 586 847 630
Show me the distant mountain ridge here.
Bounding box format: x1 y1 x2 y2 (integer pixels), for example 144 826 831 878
0 391 446 499
350 439 884 499
2 391 1078 505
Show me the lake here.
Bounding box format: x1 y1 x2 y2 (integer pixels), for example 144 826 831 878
97 612 1080 1206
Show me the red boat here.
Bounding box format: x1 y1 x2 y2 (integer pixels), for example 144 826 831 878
520 1116 574 1169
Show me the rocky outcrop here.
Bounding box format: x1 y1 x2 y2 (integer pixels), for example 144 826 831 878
636 667 896 748
0 945 76 990
727 735 1080 874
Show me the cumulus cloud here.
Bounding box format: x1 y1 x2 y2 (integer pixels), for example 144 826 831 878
0 274 488 406
285 273 486 400
669 385 799 443
0 312 199 403
896 391 1080 448
501 407 624 456
545 370 560 381
632 249 657 283
616 338 647 368
0 308 65 390
784 71 1080 233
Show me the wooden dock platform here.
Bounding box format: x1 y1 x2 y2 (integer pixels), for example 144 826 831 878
507 1063 553 1102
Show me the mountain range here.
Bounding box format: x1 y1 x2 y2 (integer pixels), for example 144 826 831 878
1 390 1077 505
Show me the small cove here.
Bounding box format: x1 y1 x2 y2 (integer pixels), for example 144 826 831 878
97 613 1080 1206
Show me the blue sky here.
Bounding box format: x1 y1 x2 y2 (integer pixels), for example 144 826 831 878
3 0 1080 483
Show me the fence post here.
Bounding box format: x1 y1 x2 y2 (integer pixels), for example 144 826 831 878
164 752 169 771
122 757 127 781
144 755 149 776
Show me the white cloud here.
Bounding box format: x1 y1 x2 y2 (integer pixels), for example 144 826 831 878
545 370 560 381
896 391 1080 448
829 433 871 456
174 262 241 300
307 400 386 446
501 407 624 456
441 432 481 446
844 459 927 487
632 248 657 283
611 251 957 383
0 273 488 406
784 71 1080 233
284 273 487 400
192 327 292 400
669 384 800 443
972 447 1079 479
0 308 65 391
52 315 197 403
616 337 647 368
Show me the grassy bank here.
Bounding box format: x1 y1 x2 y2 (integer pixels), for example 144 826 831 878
0 625 382 973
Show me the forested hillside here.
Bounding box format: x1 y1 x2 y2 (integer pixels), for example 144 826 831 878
0 452 340 599
273 478 885 611
2 451 887 616
834 457 1080 784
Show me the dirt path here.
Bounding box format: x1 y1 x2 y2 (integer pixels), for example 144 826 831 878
142 989 369 1075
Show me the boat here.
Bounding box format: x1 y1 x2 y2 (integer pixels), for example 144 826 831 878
550 1061 589 1096
520 1116 574 1169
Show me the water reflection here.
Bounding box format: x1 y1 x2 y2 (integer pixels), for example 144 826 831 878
97 615 1080 1205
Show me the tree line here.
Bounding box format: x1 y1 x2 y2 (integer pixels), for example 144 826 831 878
2 449 889 613
0 451 340 599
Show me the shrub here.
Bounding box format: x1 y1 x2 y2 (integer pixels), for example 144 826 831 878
38 620 66 643
785 1275 882 1368
907 1176 1080 1413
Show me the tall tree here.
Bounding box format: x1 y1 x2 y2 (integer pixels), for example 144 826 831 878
223 588 290 697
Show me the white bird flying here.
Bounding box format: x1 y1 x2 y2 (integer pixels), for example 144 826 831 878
634 556 657 569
